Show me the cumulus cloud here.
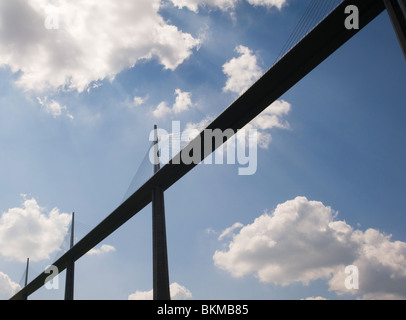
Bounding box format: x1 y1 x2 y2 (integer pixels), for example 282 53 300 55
328 229 406 300
0 0 200 93
223 45 263 95
128 282 192 300
153 89 194 118
87 244 116 256
0 272 21 300
213 196 406 299
214 197 355 284
0 196 71 262
169 0 288 12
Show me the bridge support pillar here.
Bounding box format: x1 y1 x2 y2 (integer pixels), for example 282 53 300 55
64 212 75 300
152 186 170 300
152 125 171 301
22 258 29 300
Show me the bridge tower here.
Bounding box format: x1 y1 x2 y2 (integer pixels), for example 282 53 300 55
152 125 171 300
65 212 75 300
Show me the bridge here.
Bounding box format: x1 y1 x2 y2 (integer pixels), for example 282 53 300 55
10 0 406 300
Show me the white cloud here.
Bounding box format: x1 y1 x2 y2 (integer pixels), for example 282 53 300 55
153 102 173 119
86 82 103 93
218 222 243 241
170 282 193 300
0 272 21 300
0 196 71 262
328 229 406 300
87 244 116 256
247 0 287 9
223 45 263 95
213 197 354 284
245 99 291 149
128 288 153 300
183 115 215 140
222 45 292 148
153 89 194 118
173 89 194 114
132 96 148 107
213 196 406 299
36 96 73 119
303 296 327 300
0 0 200 93
170 0 238 12
250 100 291 131
169 0 287 12
128 282 192 300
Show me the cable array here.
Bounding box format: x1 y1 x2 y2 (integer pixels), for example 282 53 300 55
121 141 155 203
274 0 345 64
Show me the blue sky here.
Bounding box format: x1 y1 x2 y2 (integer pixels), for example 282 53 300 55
1 0 406 300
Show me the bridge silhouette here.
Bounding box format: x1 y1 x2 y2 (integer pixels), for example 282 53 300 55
10 0 406 300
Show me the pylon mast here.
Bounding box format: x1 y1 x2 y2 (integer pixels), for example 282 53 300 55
65 212 75 300
22 258 29 300
152 125 170 300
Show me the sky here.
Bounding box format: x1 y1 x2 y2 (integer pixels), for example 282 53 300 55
1 0 406 300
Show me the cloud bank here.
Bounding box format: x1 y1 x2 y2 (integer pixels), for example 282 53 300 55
0 0 200 93
0 196 71 262
214 196 406 299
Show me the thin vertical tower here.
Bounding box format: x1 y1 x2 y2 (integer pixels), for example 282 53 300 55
24 258 29 287
64 212 75 300
152 125 171 300
22 258 29 300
